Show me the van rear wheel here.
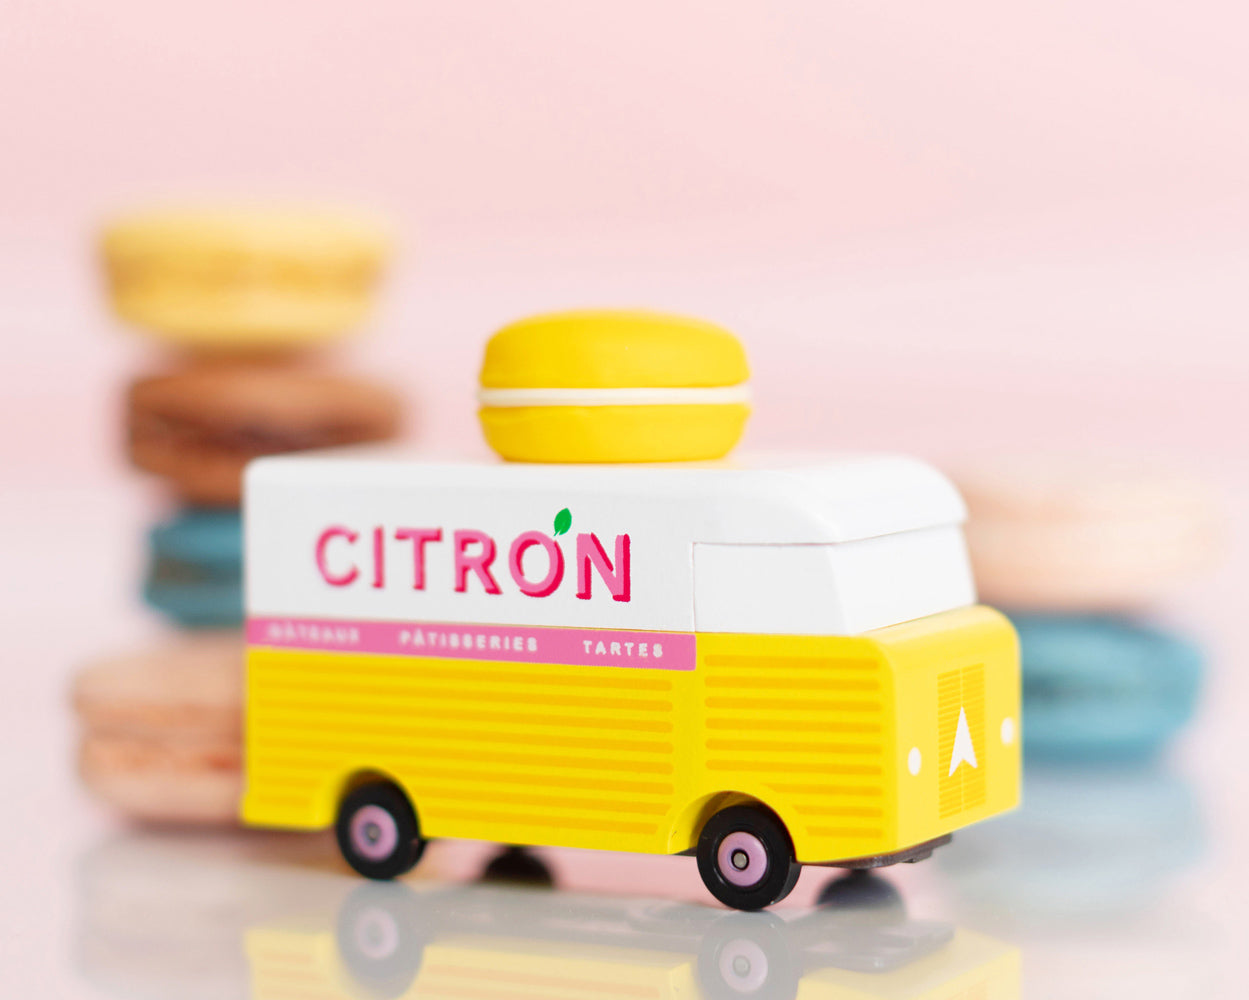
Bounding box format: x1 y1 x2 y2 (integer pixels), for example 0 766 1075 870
697 804 801 911
336 782 426 880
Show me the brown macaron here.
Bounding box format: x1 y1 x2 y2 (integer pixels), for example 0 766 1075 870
73 635 245 824
126 364 403 505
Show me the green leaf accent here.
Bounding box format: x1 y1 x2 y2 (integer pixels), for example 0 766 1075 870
553 508 572 537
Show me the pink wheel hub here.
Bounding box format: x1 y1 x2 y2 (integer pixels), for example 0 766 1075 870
717 937 770 991
350 905 401 960
349 804 400 862
717 831 769 887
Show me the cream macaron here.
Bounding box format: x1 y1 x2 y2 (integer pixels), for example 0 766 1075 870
100 206 391 351
953 458 1222 611
478 310 751 463
73 636 245 824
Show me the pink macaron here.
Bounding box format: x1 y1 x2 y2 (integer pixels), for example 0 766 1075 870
73 635 244 824
951 457 1222 611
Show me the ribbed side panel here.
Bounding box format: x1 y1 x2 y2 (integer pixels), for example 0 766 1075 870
701 653 887 843
938 664 986 819
246 649 677 844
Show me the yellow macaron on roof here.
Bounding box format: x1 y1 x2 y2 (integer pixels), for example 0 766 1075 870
100 206 392 263
480 310 749 389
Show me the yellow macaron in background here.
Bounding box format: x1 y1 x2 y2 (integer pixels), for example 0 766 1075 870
478 309 751 463
100 205 392 351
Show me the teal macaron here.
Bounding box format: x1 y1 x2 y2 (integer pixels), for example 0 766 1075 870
143 508 243 628
1013 614 1203 761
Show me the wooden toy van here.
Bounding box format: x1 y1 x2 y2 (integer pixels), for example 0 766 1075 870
241 452 1020 909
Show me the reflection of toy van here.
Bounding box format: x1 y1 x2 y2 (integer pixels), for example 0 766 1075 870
242 453 1021 909
247 878 1022 1000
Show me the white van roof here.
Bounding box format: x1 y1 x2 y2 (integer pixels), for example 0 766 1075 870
248 450 966 545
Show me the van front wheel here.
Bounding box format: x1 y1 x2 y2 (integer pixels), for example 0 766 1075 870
336 782 426 880
697 805 801 910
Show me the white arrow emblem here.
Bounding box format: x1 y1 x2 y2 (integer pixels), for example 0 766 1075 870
948 707 979 776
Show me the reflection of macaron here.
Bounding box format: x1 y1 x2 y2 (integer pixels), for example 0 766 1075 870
1014 614 1203 761
143 508 243 628
953 459 1221 611
73 636 244 823
127 366 403 505
939 764 1202 919
478 310 750 463
101 207 391 350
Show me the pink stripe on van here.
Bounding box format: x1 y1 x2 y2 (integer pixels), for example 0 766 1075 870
246 617 695 671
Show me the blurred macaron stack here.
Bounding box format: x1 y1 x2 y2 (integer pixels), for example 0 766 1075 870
953 459 1221 762
127 362 402 628
105 207 403 630
74 206 405 823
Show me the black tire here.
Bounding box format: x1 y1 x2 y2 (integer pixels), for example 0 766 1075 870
816 870 905 916
481 846 556 887
336 882 428 998
697 912 798 1000
335 782 425 880
697 804 801 911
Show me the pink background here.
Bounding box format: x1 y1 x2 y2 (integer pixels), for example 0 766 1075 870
2 1 1246 481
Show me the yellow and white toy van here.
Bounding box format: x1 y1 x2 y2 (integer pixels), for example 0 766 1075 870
242 452 1020 909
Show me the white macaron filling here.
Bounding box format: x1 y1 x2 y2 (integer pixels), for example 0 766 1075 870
477 385 752 408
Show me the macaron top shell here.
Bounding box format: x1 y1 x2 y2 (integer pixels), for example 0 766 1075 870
952 457 1223 611
480 310 750 389
101 206 391 267
955 459 1220 524
73 636 244 739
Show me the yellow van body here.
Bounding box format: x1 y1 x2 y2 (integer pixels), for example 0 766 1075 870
243 604 1018 866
